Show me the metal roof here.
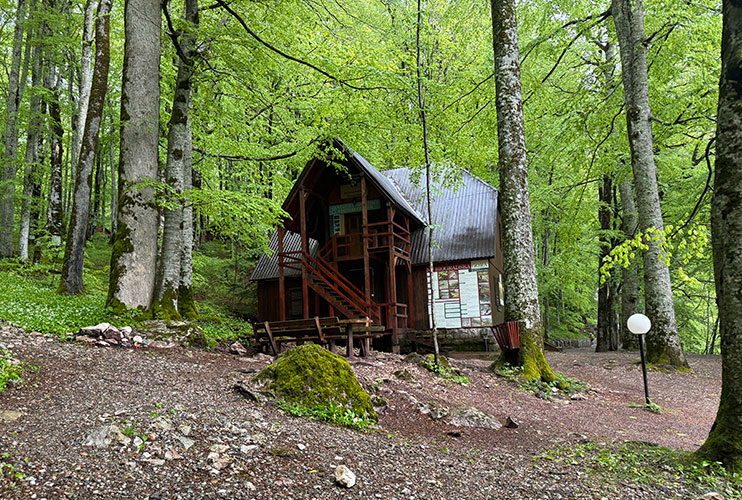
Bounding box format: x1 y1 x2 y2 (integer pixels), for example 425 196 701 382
335 139 426 226
249 230 319 281
382 167 498 265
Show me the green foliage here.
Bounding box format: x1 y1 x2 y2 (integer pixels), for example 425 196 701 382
421 358 470 385
277 400 376 431
536 442 742 499
0 270 109 337
495 363 586 399
0 348 23 392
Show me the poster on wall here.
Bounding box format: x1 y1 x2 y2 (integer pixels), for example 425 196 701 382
427 260 492 328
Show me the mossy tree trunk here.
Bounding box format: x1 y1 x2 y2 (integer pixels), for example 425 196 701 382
612 0 688 368
151 0 198 320
596 174 619 352
45 66 64 248
107 0 161 311
490 0 557 383
59 0 112 295
0 0 27 257
696 0 742 471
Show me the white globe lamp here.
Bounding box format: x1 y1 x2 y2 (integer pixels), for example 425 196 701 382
627 313 651 335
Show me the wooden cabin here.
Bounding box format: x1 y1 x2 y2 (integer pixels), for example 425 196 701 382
250 139 504 353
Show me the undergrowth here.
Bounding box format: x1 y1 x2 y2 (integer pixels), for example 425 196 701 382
277 400 376 431
536 441 742 499
421 359 470 385
0 348 24 392
496 363 586 399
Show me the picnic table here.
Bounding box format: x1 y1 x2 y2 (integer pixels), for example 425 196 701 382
253 316 386 357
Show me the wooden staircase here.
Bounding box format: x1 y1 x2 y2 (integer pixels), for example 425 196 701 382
279 251 381 324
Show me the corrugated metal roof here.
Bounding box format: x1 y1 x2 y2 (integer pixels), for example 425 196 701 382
336 139 426 226
382 167 498 265
249 230 319 281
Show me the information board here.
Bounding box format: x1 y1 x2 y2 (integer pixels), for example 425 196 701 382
427 260 492 328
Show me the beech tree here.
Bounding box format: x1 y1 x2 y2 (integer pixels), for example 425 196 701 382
59 0 113 294
107 0 161 311
490 0 558 382
151 0 199 319
619 180 640 349
612 0 688 368
0 0 27 257
697 0 742 470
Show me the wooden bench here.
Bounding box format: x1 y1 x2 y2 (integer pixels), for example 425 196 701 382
253 317 386 357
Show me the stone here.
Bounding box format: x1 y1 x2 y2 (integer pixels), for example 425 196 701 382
393 369 415 381
0 410 24 423
254 345 376 422
174 435 195 451
143 459 166 466
165 449 182 460
297 443 306 451
153 417 174 432
77 323 111 337
334 465 356 488
505 416 519 428
696 494 724 500
120 326 133 337
233 382 265 403
448 407 502 430
230 341 248 356
178 424 192 436
570 393 587 401
132 335 144 344
138 320 208 348
240 444 259 455
245 481 257 491
103 328 123 343
83 425 130 448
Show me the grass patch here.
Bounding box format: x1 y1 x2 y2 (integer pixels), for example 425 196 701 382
421 358 470 385
495 363 586 399
277 400 376 431
536 441 742 499
0 348 24 392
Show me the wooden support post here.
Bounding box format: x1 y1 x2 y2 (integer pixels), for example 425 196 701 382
361 176 371 311
388 205 399 353
299 187 309 319
346 324 354 357
278 226 286 321
407 261 414 329
264 321 279 356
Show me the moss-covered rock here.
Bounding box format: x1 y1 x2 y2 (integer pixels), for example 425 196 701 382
255 345 376 421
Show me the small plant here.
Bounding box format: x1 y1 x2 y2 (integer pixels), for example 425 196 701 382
121 422 137 438
422 359 470 385
277 400 376 431
629 400 665 414
0 348 24 392
496 363 585 399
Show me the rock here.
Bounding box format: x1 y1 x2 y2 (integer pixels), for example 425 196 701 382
0 410 23 423
152 417 174 432
446 430 462 437
164 449 182 460
570 393 587 401
103 328 123 343
138 320 208 348
178 424 192 436
245 481 257 491
233 382 266 403
133 335 144 344
143 458 166 466
393 369 415 381
505 416 519 428
84 425 131 448
120 326 133 337
254 345 376 422
240 444 259 455
230 341 248 356
297 443 306 451
77 323 111 337
174 435 194 451
448 407 502 430
696 494 724 500
334 465 356 488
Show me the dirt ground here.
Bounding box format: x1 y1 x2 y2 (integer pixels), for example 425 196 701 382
0 323 723 499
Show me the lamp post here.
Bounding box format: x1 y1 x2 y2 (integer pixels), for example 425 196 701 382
627 313 651 405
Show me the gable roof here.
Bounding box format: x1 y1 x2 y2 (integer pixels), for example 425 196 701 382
382 167 498 265
250 141 499 281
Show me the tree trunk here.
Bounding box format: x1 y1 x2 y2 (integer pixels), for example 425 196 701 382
596 174 618 352
18 0 43 260
107 102 117 238
75 0 98 164
59 0 112 294
107 0 161 311
619 179 641 349
612 0 688 368
0 0 28 257
490 0 557 382
151 0 198 320
45 68 64 248
696 0 742 470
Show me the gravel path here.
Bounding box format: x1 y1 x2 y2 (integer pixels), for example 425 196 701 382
0 324 722 499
